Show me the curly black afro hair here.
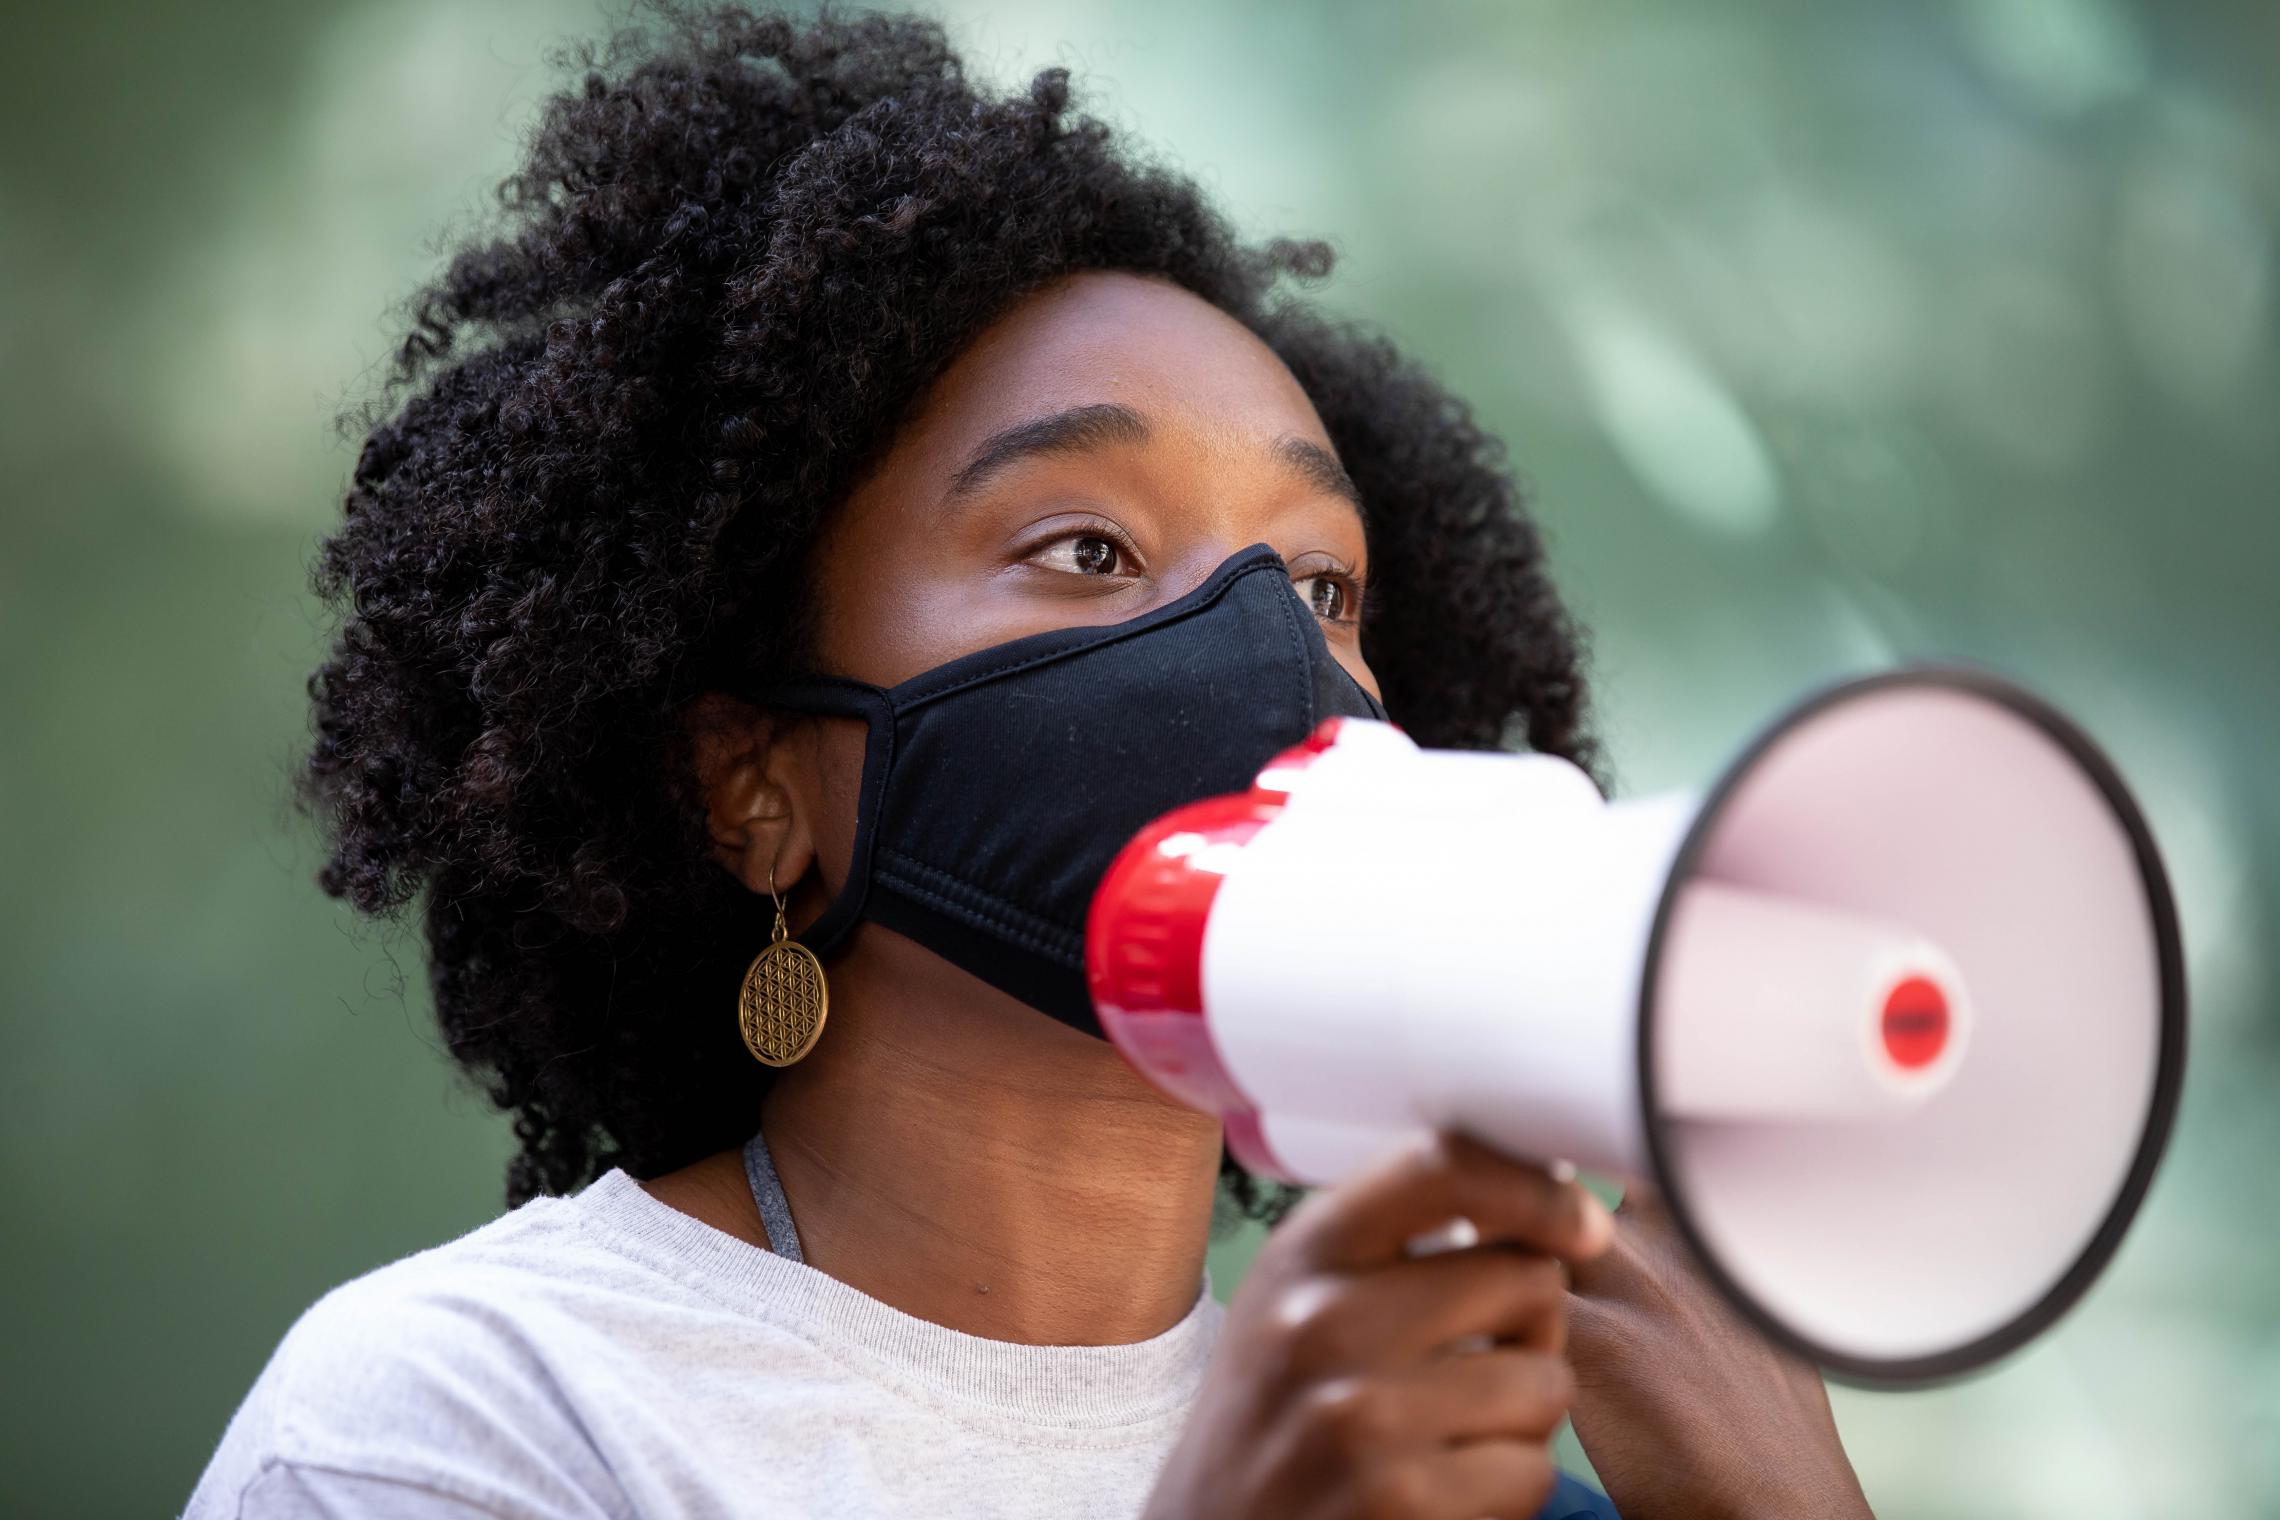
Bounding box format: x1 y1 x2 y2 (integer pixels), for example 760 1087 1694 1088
301 2 1598 1214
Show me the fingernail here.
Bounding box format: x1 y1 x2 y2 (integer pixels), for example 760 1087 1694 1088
1577 1188 1616 1254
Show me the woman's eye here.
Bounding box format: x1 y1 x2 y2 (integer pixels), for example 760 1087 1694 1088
1293 573 1352 623
1034 533 1129 577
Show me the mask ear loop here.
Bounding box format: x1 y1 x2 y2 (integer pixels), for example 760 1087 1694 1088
750 677 897 962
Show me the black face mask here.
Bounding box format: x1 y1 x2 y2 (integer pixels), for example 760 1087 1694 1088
764 543 1388 1036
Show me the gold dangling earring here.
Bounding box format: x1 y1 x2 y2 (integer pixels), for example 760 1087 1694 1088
737 864 829 1067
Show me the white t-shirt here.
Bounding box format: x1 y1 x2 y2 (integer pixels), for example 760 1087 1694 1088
183 1167 1222 1519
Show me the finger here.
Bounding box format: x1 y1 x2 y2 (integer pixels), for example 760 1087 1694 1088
1377 1349 1576 1444
1285 1132 1615 1273
1346 1441 1559 1520
1289 1246 1571 1366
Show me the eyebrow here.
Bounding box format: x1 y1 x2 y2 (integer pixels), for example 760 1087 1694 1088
943 402 1367 519
946 403 1150 500
1273 436 1366 516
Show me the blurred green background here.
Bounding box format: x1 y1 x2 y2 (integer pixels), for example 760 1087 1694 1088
3 0 2273 1514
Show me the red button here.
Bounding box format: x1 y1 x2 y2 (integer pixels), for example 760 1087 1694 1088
1880 976 1950 1071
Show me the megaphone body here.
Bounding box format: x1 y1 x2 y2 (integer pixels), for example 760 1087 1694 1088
1086 667 2185 1384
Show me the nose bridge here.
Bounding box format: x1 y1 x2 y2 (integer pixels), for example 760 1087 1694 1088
1159 512 1289 606
1144 411 1304 588
1152 539 1382 712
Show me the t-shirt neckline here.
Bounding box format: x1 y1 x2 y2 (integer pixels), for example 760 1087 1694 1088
571 1167 1223 1432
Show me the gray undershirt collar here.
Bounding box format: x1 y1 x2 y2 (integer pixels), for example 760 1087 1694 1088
742 1123 805 1265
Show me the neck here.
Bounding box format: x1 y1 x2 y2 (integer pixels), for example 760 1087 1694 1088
754 925 1224 1346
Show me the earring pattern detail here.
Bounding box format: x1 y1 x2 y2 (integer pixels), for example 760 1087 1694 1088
737 871 828 1067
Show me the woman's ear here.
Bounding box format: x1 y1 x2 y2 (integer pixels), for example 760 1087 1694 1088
680 691 820 901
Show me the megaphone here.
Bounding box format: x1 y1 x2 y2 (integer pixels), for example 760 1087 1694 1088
1086 666 2185 1384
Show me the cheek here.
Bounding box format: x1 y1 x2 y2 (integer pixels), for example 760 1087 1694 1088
808 509 1058 687
1331 644 1383 704
838 582 989 685
807 521 972 686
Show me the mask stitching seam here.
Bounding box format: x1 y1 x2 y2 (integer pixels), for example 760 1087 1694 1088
874 849 1084 965
1269 565 1318 732
887 555 1286 711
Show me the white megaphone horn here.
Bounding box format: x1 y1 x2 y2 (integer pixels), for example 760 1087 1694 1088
1086 666 2186 1385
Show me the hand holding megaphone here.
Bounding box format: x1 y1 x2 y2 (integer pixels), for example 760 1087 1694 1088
1139 1131 1614 1520
1089 667 2186 1384
1563 1181 1874 1517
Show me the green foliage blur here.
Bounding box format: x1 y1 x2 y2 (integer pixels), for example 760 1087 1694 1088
3 0 2273 1514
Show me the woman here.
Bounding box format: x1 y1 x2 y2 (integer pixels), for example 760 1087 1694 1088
188 8 1874 1517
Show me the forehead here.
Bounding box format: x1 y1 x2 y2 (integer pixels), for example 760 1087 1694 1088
890 271 1334 469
